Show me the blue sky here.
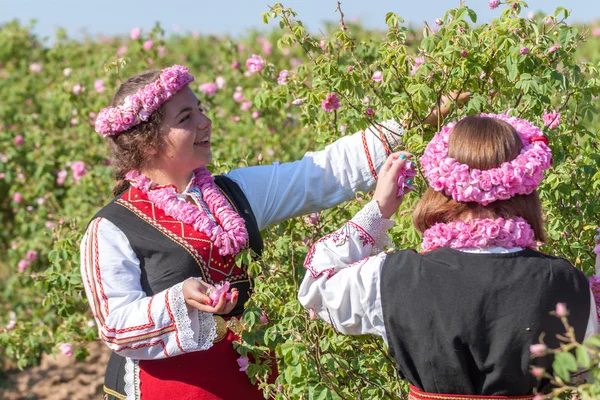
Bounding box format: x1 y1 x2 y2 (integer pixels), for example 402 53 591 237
2 0 599 42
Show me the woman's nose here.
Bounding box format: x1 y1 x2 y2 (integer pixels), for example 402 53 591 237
197 114 211 131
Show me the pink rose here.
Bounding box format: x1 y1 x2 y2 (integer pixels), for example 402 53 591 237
73 83 83 95
94 79 104 93
489 0 500 9
240 101 252 111
542 110 560 129
198 83 217 96
130 27 141 40
70 161 87 181
251 111 260 120
460 50 468 58
56 169 68 186
435 18 443 26
277 70 290 85
29 62 42 74
531 367 544 378
529 343 547 357
14 135 24 146
59 343 73 357
215 76 226 89
26 250 38 261
143 40 153 50
520 47 529 55
372 70 383 83
117 46 127 56
237 356 249 372
18 259 30 273
13 192 23 203
555 302 567 317
321 93 340 113
233 92 245 103
245 54 264 74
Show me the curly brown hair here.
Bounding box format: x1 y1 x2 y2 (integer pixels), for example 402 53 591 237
106 70 166 197
413 115 546 242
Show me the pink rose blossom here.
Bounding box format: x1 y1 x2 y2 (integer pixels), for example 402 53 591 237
73 83 83 95
241 101 252 111
6 320 16 330
277 70 290 85
59 343 73 357
18 259 30 273
233 92 245 103
257 153 263 162
143 40 153 50
26 250 38 261
130 27 141 40
340 124 347 135
56 169 68 186
435 18 443 26
531 367 544 378
548 45 559 54
291 98 305 106
215 76 226 89
319 39 327 51
304 213 320 226
460 50 468 58
70 161 87 181
372 70 383 83
347 66 354 72
157 45 166 58
237 356 249 372
208 282 232 306
251 111 260 120
542 110 560 129
593 28 600 37
14 135 24 146
63 68 72 77
117 46 128 56
555 302 567 317
13 192 23 203
366 107 374 116
529 343 547 357
321 93 340 112
520 47 529 55
198 83 217 96
259 314 269 324
94 79 105 93
245 54 264 74
489 0 500 9
231 60 241 69
29 62 42 74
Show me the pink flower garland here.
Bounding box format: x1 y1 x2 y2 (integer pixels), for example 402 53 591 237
125 168 248 256
95 65 195 137
421 217 537 252
420 113 552 205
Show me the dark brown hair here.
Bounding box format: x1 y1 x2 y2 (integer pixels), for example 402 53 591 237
413 115 546 241
107 70 166 197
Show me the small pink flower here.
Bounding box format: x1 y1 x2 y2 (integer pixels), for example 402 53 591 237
233 92 245 103
304 213 320 226
73 83 83 95
237 356 249 372
340 124 347 135
542 110 560 129
277 70 290 85
251 111 260 120
531 367 544 378
57 169 68 186
14 135 24 146
18 259 30 273
347 66 354 72
529 343 547 357
59 343 73 357
94 79 105 93
157 46 166 58
460 50 468 58
63 68 72 77
37 198 45 206
26 250 38 261
321 93 340 112
246 54 264 74
6 320 16 330
215 76 226 89
555 302 567 317
87 320 96 328
257 153 263 162
117 46 128 56
71 118 78 126
13 192 23 203
130 27 141 40
277 384 284 392
366 107 374 116
259 314 269 324
70 161 87 181
319 39 327 51
198 83 217 96
231 60 241 69
291 98 305 106
308 309 318 320
520 47 529 55
594 28 600 37
533 395 544 400
143 40 153 50
489 0 500 9
372 70 383 83
29 62 42 74
435 18 443 26
240 101 252 111
548 44 559 54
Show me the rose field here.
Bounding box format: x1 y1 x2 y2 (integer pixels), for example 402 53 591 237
3 1 600 398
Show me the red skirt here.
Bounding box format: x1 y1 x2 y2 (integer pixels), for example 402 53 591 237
138 330 266 400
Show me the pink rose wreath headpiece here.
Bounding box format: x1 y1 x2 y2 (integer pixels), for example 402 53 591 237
420 113 552 205
94 65 195 137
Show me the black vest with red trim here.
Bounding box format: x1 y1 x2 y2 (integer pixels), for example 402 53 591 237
380 248 590 396
92 175 263 398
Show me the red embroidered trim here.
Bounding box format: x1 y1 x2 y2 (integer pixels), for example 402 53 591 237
377 126 391 156
101 325 176 344
93 219 110 320
362 130 378 180
409 385 535 400
116 340 169 358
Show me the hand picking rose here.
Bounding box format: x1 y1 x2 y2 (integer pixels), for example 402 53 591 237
209 281 233 306
396 159 416 198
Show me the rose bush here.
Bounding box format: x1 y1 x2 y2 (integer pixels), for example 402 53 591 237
2 2 600 398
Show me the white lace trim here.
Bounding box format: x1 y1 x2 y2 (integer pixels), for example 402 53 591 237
198 311 218 350
350 201 395 253
169 281 198 352
124 357 140 400
378 119 405 149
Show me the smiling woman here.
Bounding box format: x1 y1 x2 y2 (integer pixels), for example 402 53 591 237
80 64 447 400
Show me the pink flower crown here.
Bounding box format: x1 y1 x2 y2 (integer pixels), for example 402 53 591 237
94 65 195 137
420 113 552 205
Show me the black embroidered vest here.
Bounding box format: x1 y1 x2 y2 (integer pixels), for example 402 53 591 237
380 247 590 396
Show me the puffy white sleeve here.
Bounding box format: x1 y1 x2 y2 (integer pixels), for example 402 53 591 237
80 218 217 360
298 201 394 338
226 119 404 230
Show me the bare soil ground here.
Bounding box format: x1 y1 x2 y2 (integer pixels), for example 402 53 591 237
0 341 109 400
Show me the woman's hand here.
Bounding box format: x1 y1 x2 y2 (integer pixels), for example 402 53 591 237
423 91 471 127
183 279 238 314
373 152 413 219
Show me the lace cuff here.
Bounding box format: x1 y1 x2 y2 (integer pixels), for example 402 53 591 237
169 279 217 352
350 200 395 252
378 119 405 150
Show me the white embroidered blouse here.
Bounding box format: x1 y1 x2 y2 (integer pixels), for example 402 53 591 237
298 201 600 342
80 121 403 360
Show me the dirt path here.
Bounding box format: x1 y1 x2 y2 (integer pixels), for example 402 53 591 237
0 341 109 400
